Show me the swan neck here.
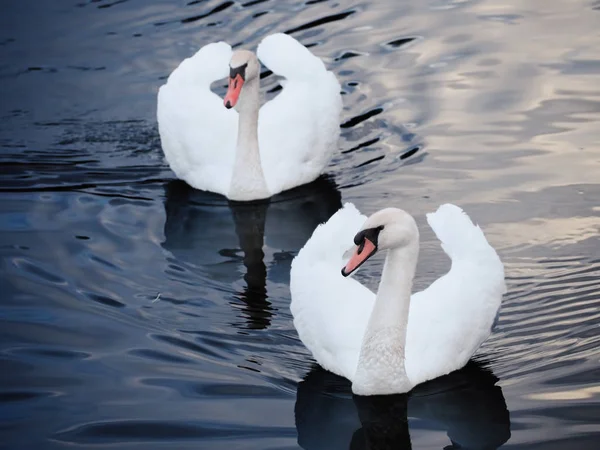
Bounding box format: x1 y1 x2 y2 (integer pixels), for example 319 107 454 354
229 77 269 201
352 241 419 395
376 244 418 322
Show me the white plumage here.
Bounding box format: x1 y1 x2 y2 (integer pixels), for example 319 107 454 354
157 33 342 200
290 202 506 394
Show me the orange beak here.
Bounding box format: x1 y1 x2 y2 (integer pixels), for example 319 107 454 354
224 74 244 109
341 238 377 277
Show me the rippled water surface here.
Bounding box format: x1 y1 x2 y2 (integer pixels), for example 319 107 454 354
1 0 599 448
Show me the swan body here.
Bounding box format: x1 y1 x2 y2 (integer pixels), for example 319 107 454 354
290 203 506 395
157 33 342 201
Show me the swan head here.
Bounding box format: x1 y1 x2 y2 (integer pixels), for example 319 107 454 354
341 208 419 277
224 50 260 109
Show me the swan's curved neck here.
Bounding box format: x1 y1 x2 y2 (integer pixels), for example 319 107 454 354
352 241 419 396
228 76 270 201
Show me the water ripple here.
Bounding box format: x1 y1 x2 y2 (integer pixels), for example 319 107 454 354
54 420 297 443
1 0 599 448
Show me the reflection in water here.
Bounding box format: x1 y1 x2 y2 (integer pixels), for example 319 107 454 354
295 362 510 450
162 176 342 329
229 201 271 329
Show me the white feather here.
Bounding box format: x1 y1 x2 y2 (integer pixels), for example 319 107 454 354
290 203 506 387
157 33 342 199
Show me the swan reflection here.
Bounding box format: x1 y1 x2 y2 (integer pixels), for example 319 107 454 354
295 361 510 449
162 176 342 329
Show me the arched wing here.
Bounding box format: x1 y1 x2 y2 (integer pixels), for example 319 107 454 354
157 41 238 195
257 34 342 194
290 203 372 380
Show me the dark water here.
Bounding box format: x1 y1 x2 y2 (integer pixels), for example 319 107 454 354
1 0 599 448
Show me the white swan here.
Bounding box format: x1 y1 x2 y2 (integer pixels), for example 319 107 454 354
157 33 342 201
290 203 506 396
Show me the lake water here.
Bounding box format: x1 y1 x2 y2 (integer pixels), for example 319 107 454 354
1 0 599 449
